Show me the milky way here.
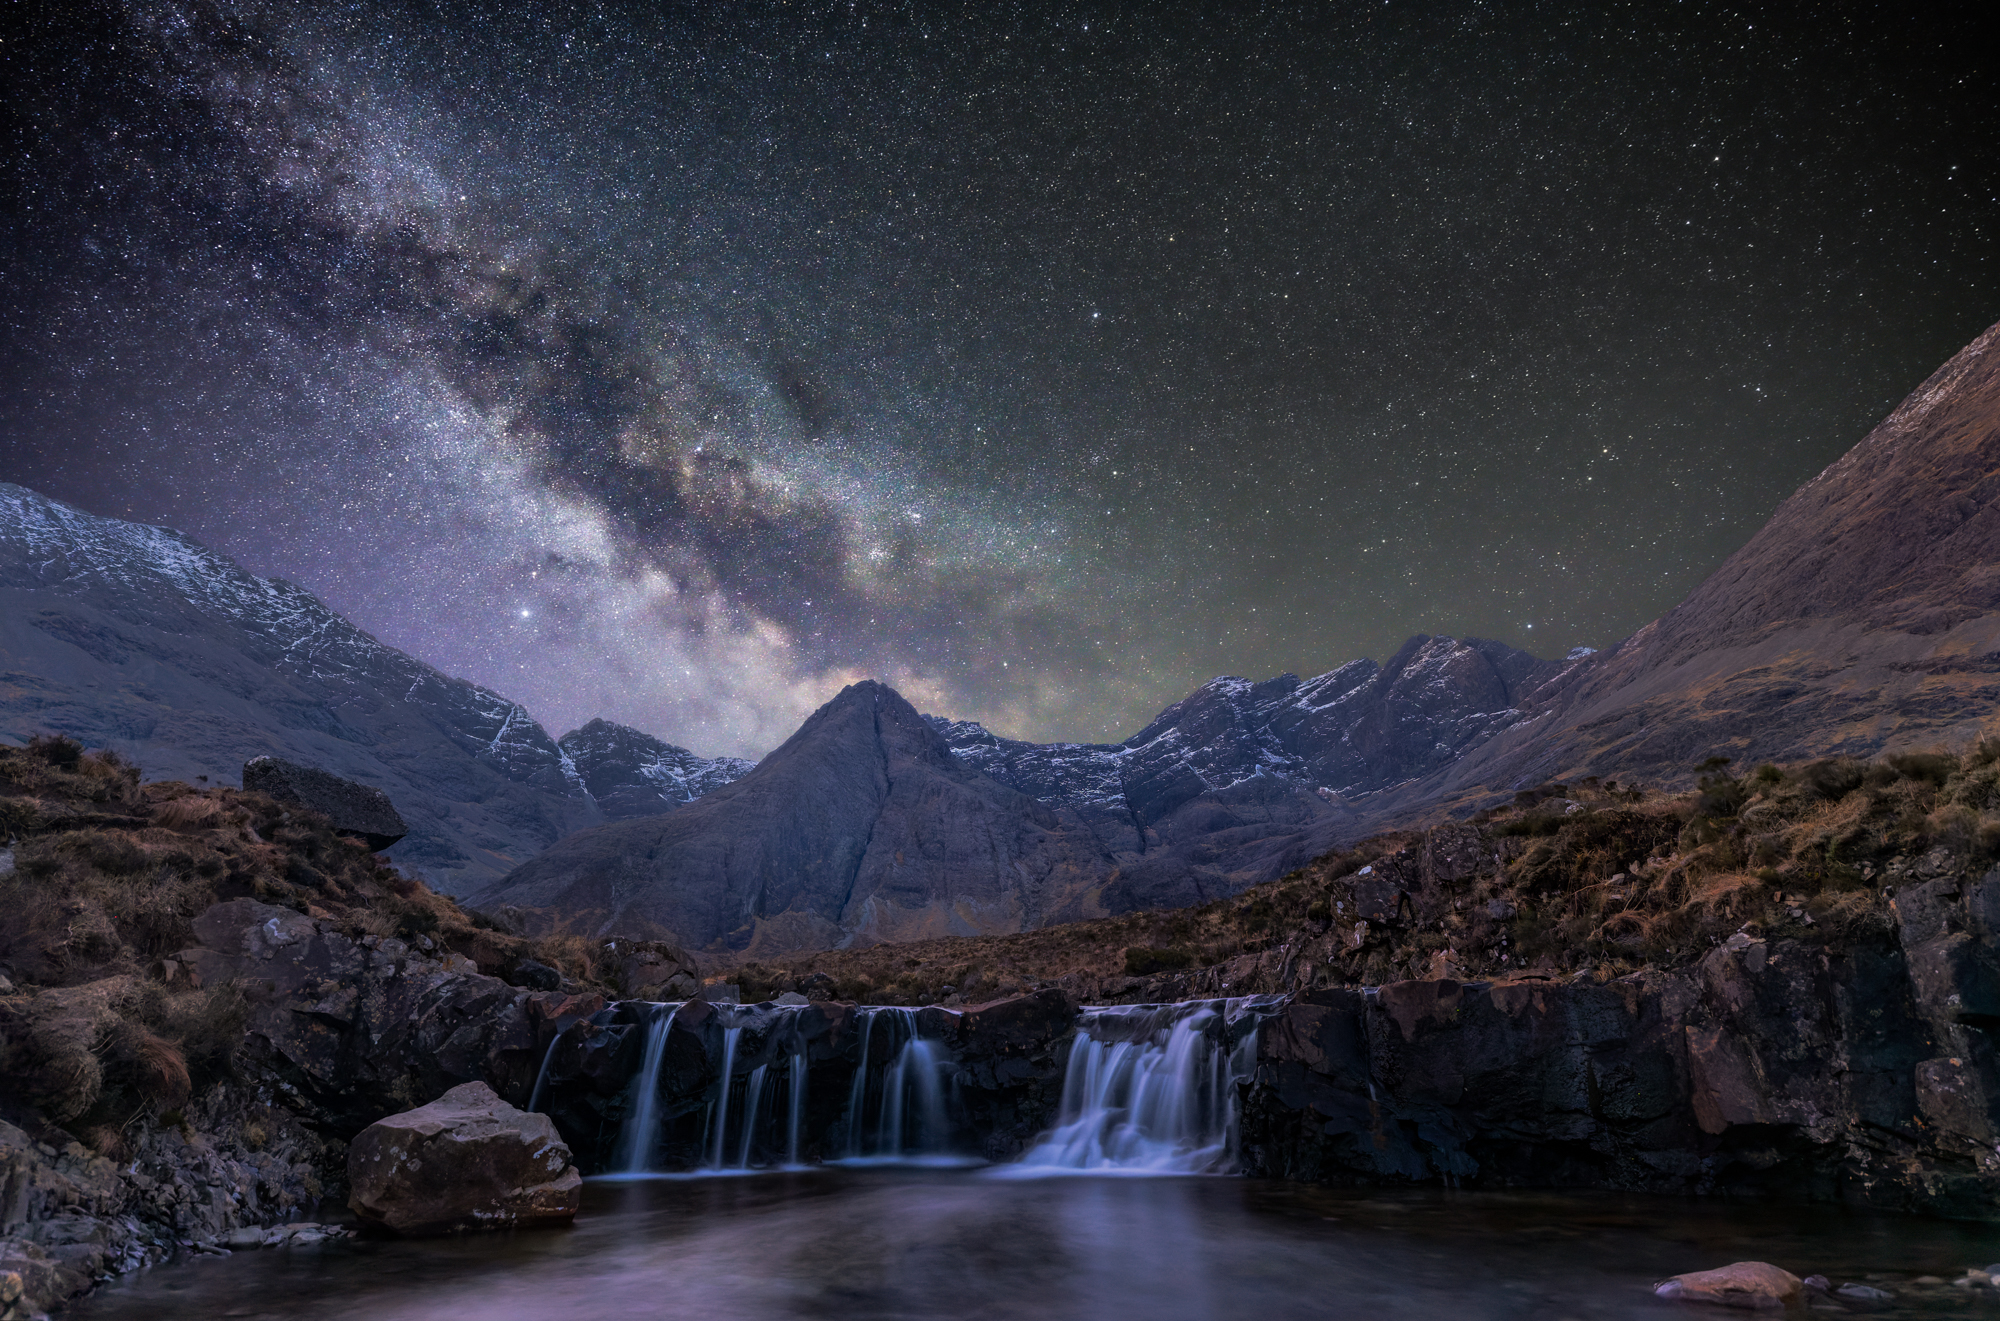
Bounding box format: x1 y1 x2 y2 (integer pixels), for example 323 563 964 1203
4 2 1996 757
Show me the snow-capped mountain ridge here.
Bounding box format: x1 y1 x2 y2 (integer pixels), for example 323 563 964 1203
556 717 756 820
925 633 1566 832
0 483 751 888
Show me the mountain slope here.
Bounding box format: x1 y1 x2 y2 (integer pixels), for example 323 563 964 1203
0 484 749 890
1369 317 2000 818
476 636 1575 954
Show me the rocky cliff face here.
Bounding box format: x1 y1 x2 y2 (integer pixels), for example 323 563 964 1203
0 484 749 892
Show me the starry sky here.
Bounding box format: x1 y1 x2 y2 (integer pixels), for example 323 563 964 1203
3 2 1996 759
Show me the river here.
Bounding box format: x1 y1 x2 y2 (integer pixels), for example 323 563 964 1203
74 1169 2000 1320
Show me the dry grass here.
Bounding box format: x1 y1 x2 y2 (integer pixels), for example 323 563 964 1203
0 735 612 1145
722 749 1999 1005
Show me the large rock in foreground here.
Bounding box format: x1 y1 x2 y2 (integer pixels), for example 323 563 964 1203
348 1082 581 1235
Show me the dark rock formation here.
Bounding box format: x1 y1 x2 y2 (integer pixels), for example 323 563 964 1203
1242 877 2000 1219
241 756 408 850
0 1086 339 1317
347 1082 580 1235
473 682 1121 953
177 898 603 1135
556 718 754 822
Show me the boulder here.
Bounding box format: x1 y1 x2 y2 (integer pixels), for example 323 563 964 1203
1654 1262 1803 1310
242 756 408 850
509 959 563 993
347 1082 581 1235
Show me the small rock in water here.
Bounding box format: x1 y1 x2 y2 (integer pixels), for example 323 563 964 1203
1802 1275 1832 1293
1834 1282 1894 1306
1654 1262 1803 1310
224 1227 264 1249
771 991 810 1006
1984 1263 2000 1276
1914 1275 1945 1285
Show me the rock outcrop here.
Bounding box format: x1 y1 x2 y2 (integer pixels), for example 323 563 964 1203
347 1082 580 1235
242 756 409 850
1242 909 2000 1219
0 1088 338 1318
177 898 603 1135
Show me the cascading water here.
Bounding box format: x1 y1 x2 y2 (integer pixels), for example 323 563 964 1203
612 1003 681 1174
526 1033 561 1115
699 1010 818 1171
786 1049 808 1166
704 1026 743 1169
1010 997 1281 1174
838 1007 953 1162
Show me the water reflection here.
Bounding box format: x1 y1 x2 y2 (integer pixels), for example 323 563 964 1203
75 1172 2000 1320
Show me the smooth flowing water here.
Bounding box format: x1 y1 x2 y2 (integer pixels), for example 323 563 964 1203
72 1172 2000 1320
1013 998 1275 1174
837 1006 952 1162
610 1004 679 1174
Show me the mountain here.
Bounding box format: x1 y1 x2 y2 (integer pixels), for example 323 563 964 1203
556 718 756 821
0 484 750 890
475 636 1574 954
477 319 2000 951
1366 317 2000 816
471 681 1119 953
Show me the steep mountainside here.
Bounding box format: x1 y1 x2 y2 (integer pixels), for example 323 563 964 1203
473 681 1120 953
934 633 1570 834
0 485 749 891
1370 317 2000 820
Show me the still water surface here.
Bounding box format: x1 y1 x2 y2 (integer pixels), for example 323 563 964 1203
76 1170 2000 1320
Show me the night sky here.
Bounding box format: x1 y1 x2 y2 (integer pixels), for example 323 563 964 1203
4 3 1996 758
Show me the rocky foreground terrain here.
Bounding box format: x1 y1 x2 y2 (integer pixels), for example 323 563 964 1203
10 731 2000 1314
0 737 626 1315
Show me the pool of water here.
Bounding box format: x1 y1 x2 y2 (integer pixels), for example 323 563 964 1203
74 1170 2000 1320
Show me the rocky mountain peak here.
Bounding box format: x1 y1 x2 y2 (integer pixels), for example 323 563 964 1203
555 718 752 821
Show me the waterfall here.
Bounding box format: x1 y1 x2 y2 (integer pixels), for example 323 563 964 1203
736 1064 769 1168
527 1033 561 1114
612 1003 681 1173
704 1026 743 1168
838 1007 952 1161
786 1048 809 1167
842 1011 876 1159
1010 997 1278 1174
